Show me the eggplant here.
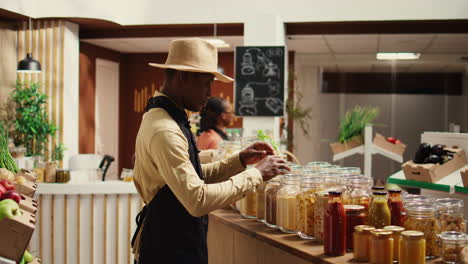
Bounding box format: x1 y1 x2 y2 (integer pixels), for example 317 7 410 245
424 154 442 164
441 155 452 164
431 144 445 156
414 143 432 164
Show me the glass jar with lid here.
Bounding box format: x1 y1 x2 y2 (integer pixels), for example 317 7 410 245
439 231 468 264
383 225 405 262
305 161 329 171
239 188 257 219
436 198 466 233
353 225 375 262
324 191 346 256
296 176 323 239
345 205 366 251
276 174 302 233
345 175 372 209
368 191 391 228
314 190 329 241
401 194 434 225
289 164 304 175
403 203 441 258
369 229 394 264
319 171 340 190
339 167 361 176
321 164 341 173
265 176 282 228
400 231 426 264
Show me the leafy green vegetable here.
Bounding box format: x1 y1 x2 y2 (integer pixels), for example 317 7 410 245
256 130 279 153
337 105 379 143
0 121 19 173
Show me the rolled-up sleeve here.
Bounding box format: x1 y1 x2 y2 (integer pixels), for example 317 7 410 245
202 154 247 184
150 128 263 217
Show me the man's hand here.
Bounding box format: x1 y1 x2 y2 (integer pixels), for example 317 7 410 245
239 142 275 166
255 156 290 182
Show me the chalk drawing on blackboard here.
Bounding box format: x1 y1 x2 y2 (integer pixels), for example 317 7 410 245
263 61 280 78
265 97 283 114
238 86 258 115
241 52 255 75
266 48 284 57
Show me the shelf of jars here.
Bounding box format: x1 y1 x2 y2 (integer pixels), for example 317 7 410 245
219 161 468 264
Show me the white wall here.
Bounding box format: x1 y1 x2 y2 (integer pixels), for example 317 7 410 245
1 0 468 25
294 54 466 182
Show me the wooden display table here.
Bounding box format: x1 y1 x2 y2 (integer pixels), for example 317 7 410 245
208 209 440 264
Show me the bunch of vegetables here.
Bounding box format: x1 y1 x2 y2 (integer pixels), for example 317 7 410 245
0 122 19 173
337 106 379 143
413 143 455 165
256 130 279 153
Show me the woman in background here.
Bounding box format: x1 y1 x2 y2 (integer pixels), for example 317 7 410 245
197 97 234 150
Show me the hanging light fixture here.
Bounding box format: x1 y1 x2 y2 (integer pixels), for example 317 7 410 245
17 17 41 73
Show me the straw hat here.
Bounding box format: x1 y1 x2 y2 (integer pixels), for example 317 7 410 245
149 38 233 83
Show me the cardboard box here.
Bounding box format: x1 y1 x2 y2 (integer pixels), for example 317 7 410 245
461 169 468 187
14 180 37 198
18 194 38 214
402 148 467 183
373 133 407 156
15 169 37 183
330 136 363 155
0 209 36 262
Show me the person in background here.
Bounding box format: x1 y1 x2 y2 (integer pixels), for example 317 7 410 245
197 97 233 150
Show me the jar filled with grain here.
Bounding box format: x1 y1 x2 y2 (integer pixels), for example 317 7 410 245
265 176 282 228
276 174 302 233
296 176 323 239
436 198 466 233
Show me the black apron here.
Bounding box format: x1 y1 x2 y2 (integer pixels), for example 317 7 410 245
132 96 208 264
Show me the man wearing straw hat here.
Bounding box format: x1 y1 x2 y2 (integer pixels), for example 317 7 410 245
132 38 289 264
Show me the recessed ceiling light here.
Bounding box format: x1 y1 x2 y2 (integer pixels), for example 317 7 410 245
376 52 421 60
205 38 230 48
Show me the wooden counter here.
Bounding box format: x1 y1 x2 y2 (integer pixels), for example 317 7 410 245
208 209 441 264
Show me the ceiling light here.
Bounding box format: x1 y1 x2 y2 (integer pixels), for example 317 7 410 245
17 17 42 73
206 38 230 48
376 52 421 60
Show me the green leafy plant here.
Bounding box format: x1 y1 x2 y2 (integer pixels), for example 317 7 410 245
337 105 379 143
0 121 19 173
256 130 279 153
11 81 64 161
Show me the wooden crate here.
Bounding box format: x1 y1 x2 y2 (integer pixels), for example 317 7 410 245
0 209 35 262
461 169 468 187
14 180 37 198
373 133 406 156
402 148 467 183
330 136 363 155
15 169 37 183
18 194 38 214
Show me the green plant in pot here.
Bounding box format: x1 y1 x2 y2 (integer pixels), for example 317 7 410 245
10 81 64 166
337 105 380 143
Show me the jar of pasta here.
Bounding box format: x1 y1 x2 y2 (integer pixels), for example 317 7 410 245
276 174 302 233
368 191 391 229
296 176 323 240
402 194 434 225
314 191 329 241
239 188 257 219
369 229 394 264
319 171 340 190
400 231 426 264
345 175 372 209
403 203 441 258
265 176 282 228
436 198 466 233
256 182 267 222
383 225 405 262
439 231 468 264
353 225 375 262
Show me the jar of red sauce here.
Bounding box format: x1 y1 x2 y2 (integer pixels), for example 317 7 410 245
387 189 404 226
345 205 366 251
324 191 346 256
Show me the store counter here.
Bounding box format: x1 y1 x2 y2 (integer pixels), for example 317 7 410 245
29 181 142 264
208 209 441 264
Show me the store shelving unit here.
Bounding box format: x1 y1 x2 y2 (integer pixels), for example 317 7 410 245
333 125 404 178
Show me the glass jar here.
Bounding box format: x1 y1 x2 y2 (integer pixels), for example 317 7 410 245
353 225 375 262
383 225 405 262
321 164 341 173
314 191 329 241
339 167 361 176
345 175 372 209
369 230 394 264
345 205 366 251
387 189 404 226
256 182 267 222
306 161 329 171
324 191 346 256
265 176 282 228
436 198 467 233
296 177 323 240
401 194 434 225
403 203 441 258
400 231 426 264
276 174 302 233
239 188 257 219
439 231 468 264
289 164 304 174
319 171 340 190
368 191 391 228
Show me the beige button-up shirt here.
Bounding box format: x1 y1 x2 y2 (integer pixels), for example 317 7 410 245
133 91 263 217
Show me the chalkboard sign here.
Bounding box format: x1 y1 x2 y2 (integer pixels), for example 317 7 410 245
234 46 285 116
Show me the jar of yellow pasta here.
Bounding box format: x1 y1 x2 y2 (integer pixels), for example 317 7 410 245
296 176 323 239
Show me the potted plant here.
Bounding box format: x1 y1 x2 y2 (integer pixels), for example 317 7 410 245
10 81 65 177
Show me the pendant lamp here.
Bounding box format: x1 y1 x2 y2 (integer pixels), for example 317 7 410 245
17 17 41 73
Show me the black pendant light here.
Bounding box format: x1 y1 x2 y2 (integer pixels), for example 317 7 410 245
17 17 41 73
